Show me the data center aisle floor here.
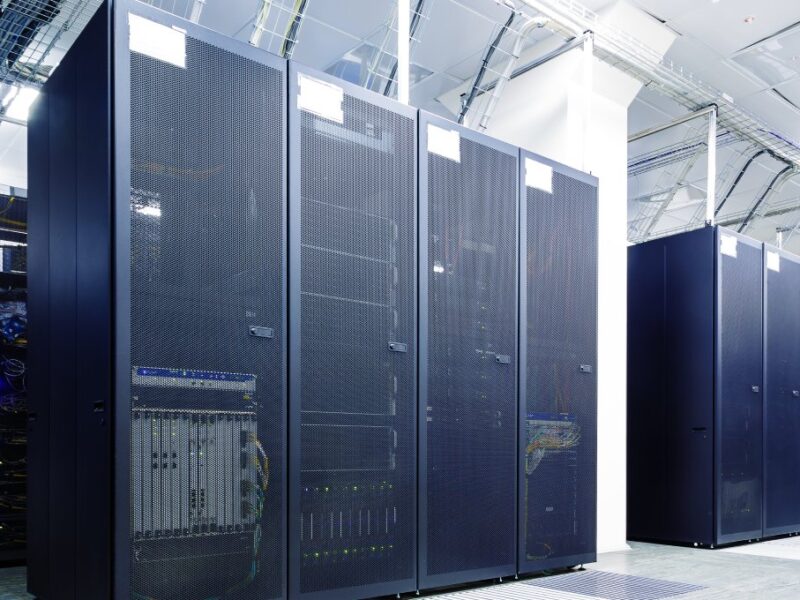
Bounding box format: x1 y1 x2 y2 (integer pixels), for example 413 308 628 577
0 567 28 600
2 541 800 599
429 540 800 599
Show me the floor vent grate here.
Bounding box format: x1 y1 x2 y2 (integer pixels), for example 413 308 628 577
524 570 705 600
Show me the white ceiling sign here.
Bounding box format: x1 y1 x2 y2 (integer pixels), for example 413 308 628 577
297 73 344 124
525 158 553 194
720 234 738 258
129 14 186 69
427 124 460 162
767 250 781 272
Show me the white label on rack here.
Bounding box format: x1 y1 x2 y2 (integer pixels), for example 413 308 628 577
427 124 461 162
297 73 344 124
525 158 553 193
129 14 186 68
720 234 738 258
767 251 781 272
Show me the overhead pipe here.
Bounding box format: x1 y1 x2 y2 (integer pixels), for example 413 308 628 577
383 0 426 98
471 30 592 107
281 0 309 58
713 149 789 216
458 2 517 125
738 165 798 234
189 0 206 23
249 0 273 47
474 15 549 130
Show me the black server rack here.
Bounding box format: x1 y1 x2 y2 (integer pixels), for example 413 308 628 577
763 246 800 538
28 2 287 599
628 226 763 547
518 151 597 573
418 113 518 589
287 65 417 599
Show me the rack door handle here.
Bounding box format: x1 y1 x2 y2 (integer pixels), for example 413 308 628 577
249 326 274 339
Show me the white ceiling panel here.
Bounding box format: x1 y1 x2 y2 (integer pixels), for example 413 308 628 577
667 1 800 57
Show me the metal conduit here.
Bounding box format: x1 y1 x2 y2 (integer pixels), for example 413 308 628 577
281 0 308 58
714 149 772 217
738 165 798 233
458 5 516 124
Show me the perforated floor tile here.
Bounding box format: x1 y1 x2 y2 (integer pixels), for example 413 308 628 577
523 571 705 600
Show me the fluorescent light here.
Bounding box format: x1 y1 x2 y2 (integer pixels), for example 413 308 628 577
129 13 186 68
135 205 162 218
4 87 39 121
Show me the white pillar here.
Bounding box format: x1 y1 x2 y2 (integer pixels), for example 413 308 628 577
397 0 410 104
484 1 676 554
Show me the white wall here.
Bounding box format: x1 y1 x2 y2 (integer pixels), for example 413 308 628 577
0 123 27 190
483 1 676 554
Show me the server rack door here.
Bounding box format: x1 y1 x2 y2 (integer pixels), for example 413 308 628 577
715 229 763 544
519 153 597 573
419 113 518 588
763 247 800 537
124 8 287 599
288 65 417 599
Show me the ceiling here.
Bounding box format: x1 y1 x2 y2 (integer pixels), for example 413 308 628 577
625 0 800 250
3 0 800 249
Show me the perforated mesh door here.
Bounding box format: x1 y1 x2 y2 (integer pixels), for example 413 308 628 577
522 166 597 569
129 28 285 600
763 251 800 535
424 129 517 578
294 75 416 595
716 232 762 542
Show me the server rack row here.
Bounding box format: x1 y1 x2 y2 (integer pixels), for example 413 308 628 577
628 226 800 547
27 2 598 599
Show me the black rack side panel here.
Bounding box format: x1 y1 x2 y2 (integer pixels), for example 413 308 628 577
27 50 51 600
28 5 113 598
288 64 417 600
763 247 800 537
715 229 763 544
126 8 287 599
419 114 517 589
519 154 597 573
627 227 715 547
